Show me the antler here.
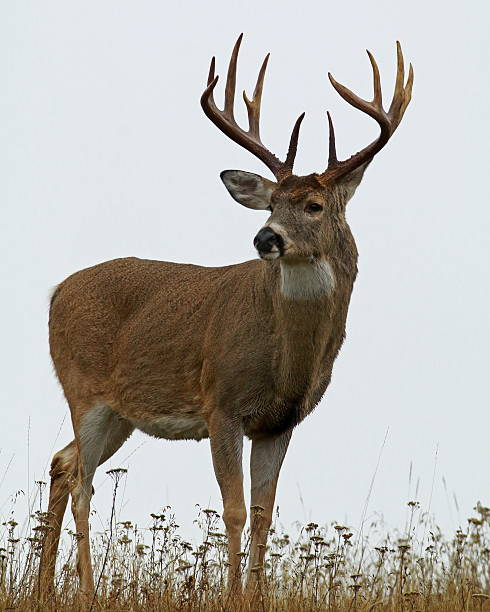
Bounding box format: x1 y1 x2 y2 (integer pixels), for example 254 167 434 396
318 42 413 185
201 34 305 181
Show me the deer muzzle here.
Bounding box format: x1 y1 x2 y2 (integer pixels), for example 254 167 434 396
253 227 284 260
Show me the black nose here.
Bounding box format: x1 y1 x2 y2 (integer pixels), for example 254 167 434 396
253 227 284 254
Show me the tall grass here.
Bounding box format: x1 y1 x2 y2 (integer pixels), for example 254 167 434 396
1 470 489 611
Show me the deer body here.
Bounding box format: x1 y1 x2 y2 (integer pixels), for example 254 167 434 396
39 36 412 600
50 227 355 441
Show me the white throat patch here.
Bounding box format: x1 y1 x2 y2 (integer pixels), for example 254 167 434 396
280 259 336 300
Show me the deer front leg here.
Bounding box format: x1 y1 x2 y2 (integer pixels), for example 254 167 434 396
247 429 292 588
208 413 246 590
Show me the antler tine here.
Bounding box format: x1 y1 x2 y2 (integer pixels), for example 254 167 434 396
203 56 219 109
326 111 338 167
201 35 304 180
224 33 243 119
283 112 306 176
207 56 216 86
399 63 414 122
327 65 390 125
389 41 405 117
243 53 270 140
367 50 382 107
319 42 413 184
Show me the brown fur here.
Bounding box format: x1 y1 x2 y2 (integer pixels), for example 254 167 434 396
39 38 413 598
39 175 360 599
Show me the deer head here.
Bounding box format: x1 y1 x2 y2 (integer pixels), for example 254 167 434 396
201 35 413 264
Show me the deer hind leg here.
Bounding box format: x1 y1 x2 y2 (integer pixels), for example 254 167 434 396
208 413 246 591
39 440 78 599
246 430 292 590
70 404 133 600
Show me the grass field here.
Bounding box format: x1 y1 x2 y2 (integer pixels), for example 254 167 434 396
1 470 489 611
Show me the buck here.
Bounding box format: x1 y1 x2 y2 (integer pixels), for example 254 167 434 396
39 35 413 598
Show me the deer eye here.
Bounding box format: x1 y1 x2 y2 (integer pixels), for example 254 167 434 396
305 202 323 214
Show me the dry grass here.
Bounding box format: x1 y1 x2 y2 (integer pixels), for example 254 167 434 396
1 471 489 611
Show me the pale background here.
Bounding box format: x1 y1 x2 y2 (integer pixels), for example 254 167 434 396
1 1 489 545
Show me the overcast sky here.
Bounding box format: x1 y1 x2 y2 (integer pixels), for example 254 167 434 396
2 1 489 547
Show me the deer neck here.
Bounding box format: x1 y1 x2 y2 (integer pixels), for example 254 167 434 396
266 258 338 394
279 258 336 300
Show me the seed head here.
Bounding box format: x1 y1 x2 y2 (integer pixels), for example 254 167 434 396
472 594 490 601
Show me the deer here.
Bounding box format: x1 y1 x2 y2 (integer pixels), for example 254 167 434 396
39 34 413 600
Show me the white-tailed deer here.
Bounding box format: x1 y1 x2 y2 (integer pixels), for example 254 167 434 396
39 35 413 598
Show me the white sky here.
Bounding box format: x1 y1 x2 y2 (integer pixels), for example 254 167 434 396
1 1 489 546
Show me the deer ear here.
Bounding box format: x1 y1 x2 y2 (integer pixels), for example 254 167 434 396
220 170 276 210
337 162 371 203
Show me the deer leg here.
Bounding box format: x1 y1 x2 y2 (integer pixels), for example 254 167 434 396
39 412 133 599
39 440 78 599
71 404 132 600
246 429 292 589
208 413 246 590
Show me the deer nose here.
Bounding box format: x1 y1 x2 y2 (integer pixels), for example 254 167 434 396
253 227 284 254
